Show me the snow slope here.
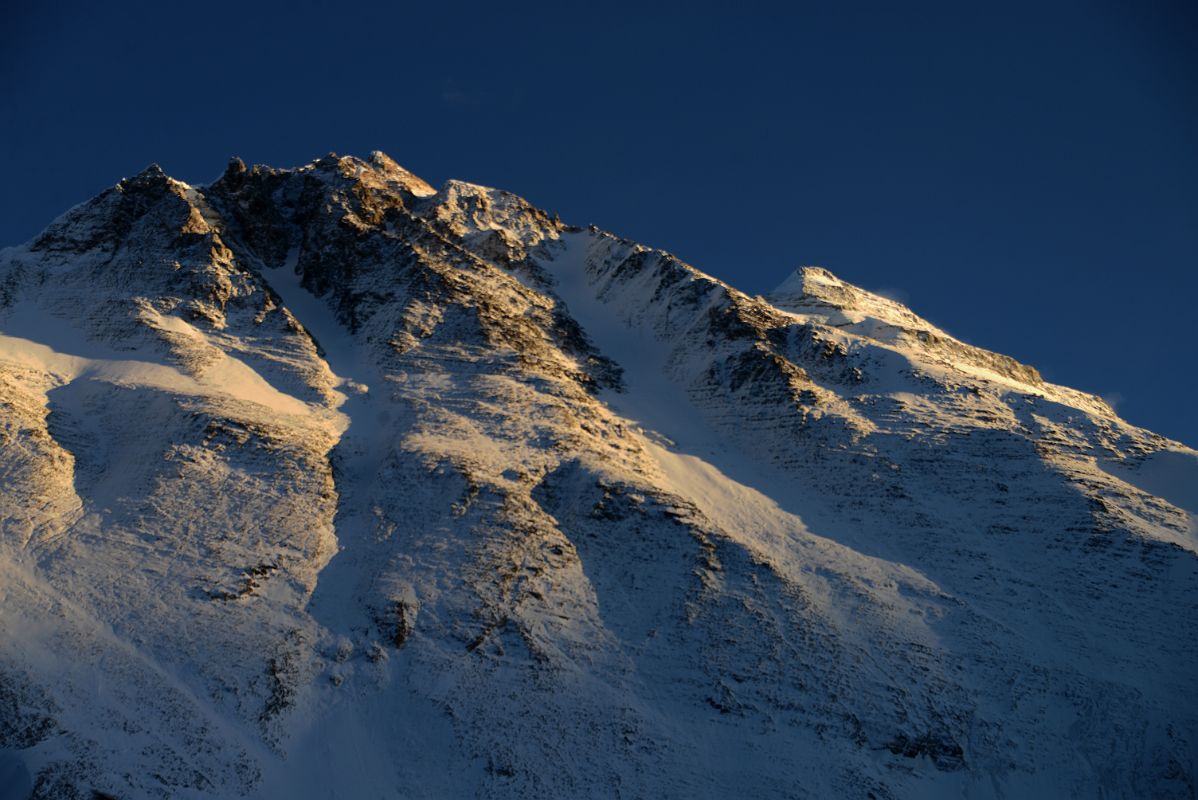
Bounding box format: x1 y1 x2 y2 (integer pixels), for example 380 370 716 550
0 153 1194 799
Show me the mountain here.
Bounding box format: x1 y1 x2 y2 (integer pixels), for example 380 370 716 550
0 152 1194 799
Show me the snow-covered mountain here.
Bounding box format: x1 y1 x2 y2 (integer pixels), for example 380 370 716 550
0 152 1194 799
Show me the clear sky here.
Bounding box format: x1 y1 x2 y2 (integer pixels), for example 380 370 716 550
3 0 1195 445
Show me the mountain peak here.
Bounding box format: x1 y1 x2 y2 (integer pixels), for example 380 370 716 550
765 265 1060 394
134 162 167 178
770 265 842 298
769 264 917 322
0 153 1193 799
367 150 437 197
118 162 173 192
299 150 437 197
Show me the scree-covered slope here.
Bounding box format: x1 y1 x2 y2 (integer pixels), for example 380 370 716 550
0 153 1194 799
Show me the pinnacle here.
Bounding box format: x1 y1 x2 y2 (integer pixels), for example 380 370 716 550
117 162 178 196
128 163 168 182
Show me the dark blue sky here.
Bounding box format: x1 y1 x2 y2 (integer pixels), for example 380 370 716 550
3 1 1196 445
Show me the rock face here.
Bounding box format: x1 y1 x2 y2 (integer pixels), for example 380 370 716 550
0 152 1194 799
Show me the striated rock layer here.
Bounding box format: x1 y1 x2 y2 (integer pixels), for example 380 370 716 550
0 152 1194 799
